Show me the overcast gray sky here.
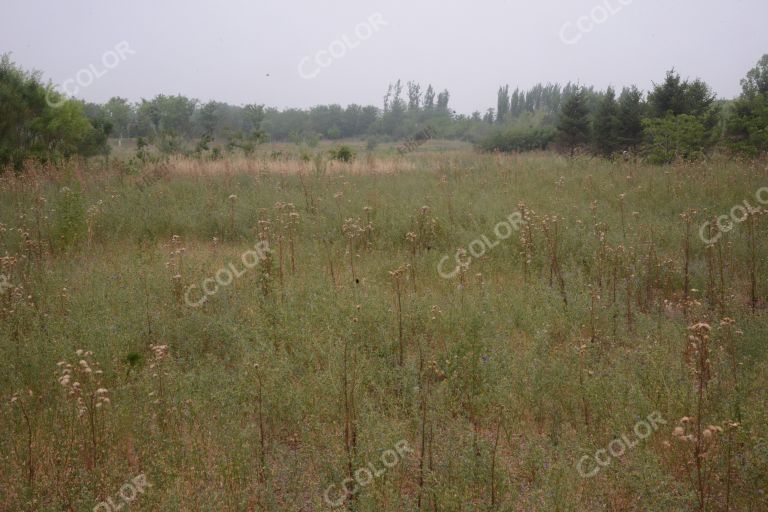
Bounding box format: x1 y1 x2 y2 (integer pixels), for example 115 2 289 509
2 0 766 114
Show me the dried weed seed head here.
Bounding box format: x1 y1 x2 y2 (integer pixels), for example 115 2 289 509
685 321 713 387
149 344 170 364
388 264 408 282
56 349 109 417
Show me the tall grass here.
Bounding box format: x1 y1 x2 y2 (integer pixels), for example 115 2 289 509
0 149 767 511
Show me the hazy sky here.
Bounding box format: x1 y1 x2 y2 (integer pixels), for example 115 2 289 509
2 0 766 114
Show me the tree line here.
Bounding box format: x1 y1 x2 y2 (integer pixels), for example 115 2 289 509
1 53 766 170
483 55 767 162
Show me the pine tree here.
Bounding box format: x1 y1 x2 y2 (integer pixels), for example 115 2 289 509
592 87 620 156
616 86 645 150
556 89 591 156
648 69 715 118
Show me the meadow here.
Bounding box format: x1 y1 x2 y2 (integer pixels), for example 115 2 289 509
1 144 767 511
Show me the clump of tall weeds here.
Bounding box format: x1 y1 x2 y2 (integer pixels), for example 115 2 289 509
9 390 36 490
56 350 111 468
342 218 364 285
669 321 740 512
389 264 408 367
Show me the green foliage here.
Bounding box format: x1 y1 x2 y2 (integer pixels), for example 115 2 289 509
197 101 218 137
103 97 133 139
556 90 591 155
496 85 510 123
647 70 719 147
477 126 555 152
225 129 264 156
3 55 765 168
41 101 94 157
648 69 716 118
328 145 356 162
52 185 87 249
727 55 768 156
136 94 197 137
727 96 768 156
642 114 707 164
617 86 645 150
741 55 768 97
592 87 620 157
193 134 214 160
0 54 107 170
154 131 185 155
78 108 113 157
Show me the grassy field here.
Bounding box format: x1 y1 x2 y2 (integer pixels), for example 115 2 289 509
1 148 767 511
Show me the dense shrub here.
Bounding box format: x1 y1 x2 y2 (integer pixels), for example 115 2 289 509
642 114 708 164
328 145 356 162
477 127 555 153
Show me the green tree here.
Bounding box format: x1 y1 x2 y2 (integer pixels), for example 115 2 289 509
648 70 716 123
407 81 421 111
78 105 113 157
741 54 768 97
103 97 134 141
136 94 197 138
647 69 718 154
436 89 450 112
727 55 768 156
648 70 687 116
592 87 620 156
616 86 645 150
496 85 510 123
198 101 219 137
423 85 435 110
556 89 591 156
0 55 102 169
643 114 706 164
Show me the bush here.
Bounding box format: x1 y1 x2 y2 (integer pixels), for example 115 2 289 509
477 127 555 153
642 114 707 164
328 145 356 162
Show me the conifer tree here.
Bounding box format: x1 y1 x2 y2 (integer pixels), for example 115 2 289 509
556 89 591 156
616 86 645 150
593 87 620 156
